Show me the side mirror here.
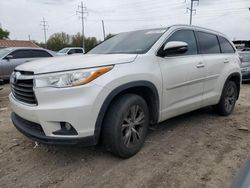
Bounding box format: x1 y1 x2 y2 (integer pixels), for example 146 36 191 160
4 55 13 60
159 41 188 57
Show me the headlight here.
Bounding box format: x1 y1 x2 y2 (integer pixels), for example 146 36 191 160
35 66 113 88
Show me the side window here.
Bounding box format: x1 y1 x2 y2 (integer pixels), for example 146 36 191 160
68 49 75 54
165 30 198 56
197 32 220 54
218 36 235 53
75 49 83 53
9 50 32 59
31 50 52 58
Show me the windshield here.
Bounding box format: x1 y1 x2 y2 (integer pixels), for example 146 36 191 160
88 29 167 54
58 48 69 53
240 53 250 62
0 48 12 58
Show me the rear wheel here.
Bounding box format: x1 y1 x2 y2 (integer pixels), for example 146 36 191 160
102 94 149 158
215 81 237 116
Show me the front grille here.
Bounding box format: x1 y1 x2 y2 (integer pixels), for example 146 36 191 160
11 72 37 105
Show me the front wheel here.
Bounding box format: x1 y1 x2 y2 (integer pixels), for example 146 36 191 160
102 94 149 158
215 81 238 116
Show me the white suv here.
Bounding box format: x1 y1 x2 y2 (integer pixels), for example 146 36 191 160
10 25 241 158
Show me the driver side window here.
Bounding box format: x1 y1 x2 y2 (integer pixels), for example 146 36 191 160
165 30 198 56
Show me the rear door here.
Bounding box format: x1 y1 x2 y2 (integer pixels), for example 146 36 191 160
197 32 236 105
157 29 206 119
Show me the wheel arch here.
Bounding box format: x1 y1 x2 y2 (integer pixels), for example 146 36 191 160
224 72 241 99
94 81 160 142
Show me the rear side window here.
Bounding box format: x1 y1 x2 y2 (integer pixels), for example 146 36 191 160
218 36 235 53
197 32 220 54
9 50 32 59
166 30 198 56
31 50 52 58
75 49 83 53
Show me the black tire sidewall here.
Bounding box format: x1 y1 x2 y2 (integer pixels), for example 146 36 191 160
103 94 149 158
218 81 237 116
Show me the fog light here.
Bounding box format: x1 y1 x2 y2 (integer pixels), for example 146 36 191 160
65 122 72 130
52 122 78 135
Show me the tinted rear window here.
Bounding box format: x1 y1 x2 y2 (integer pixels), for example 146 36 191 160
197 32 220 54
218 36 235 53
31 50 52 58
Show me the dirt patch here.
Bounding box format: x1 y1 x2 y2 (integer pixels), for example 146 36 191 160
0 84 250 188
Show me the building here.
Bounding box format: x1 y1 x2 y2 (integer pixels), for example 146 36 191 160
0 39 39 49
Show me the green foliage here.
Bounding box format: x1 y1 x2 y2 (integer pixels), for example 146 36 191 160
47 32 71 51
71 32 82 47
105 33 115 40
0 28 10 39
43 32 101 52
85 37 100 52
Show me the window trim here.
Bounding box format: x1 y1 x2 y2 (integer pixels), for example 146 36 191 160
156 28 199 58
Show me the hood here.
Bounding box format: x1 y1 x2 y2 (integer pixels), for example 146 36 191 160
16 54 137 74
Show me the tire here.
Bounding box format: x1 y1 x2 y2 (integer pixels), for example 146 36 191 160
102 94 149 158
215 81 238 116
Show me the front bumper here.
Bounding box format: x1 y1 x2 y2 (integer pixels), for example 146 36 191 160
11 113 96 145
9 81 110 144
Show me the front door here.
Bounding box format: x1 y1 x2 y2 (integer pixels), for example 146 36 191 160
157 29 206 120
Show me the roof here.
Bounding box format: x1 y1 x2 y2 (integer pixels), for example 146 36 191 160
0 40 39 48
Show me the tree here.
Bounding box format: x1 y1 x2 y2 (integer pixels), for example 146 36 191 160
105 33 115 40
71 33 100 52
0 28 10 39
46 32 71 51
85 37 100 52
71 33 82 47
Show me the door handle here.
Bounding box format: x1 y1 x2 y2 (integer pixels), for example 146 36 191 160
224 59 230 64
196 62 205 68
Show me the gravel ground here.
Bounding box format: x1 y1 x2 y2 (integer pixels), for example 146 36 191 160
0 84 250 188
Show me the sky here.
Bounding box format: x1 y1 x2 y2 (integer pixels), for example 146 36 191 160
0 0 250 42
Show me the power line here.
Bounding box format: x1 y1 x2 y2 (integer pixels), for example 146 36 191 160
77 1 88 50
186 0 199 25
40 17 48 47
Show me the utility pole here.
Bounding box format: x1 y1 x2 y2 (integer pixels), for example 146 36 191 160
40 18 48 47
28 35 31 41
102 20 106 40
77 1 88 50
187 0 199 25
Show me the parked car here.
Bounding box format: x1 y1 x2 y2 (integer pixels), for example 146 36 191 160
0 47 57 80
231 157 250 188
57 47 85 56
239 52 250 82
9 25 241 158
